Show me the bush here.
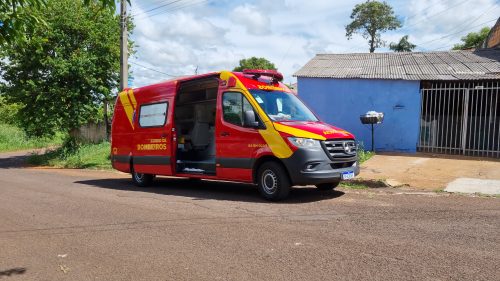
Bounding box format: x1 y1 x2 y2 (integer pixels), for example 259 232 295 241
357 142 374 163
0 123 64 152
28 141 111 169
0 96 21 125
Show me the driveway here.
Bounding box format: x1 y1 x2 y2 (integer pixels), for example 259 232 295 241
360 153 500 190
0 150 499 280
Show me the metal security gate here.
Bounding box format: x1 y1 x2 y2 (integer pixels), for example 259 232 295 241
418 81 500 158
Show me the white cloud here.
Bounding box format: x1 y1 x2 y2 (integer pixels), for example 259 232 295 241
160 13 226 44
127 0 500 87
405 0 496 32
229 4 271 35
402 0 500 50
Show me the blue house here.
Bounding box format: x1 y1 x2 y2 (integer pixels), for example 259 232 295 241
294 50 500 157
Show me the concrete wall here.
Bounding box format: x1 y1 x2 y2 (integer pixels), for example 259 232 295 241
297 78 421 152
75 122 107 143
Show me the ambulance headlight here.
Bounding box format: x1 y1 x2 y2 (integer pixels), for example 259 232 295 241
287 137 321 149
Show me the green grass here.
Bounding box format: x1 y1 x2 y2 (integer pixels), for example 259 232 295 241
340 181 369 189
358 148 375 164
340 179 387 190
0 123 65 152
28 141 112 170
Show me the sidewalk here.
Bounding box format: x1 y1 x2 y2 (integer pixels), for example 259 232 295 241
360 153 500 191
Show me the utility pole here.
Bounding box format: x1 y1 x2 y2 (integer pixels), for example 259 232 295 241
120 0 128 91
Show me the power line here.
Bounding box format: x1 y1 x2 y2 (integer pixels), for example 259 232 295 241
138 0 209 20
130 61 178 77
278 36 297 69
442 2 499 36
423 18 498 45
134 0 209 21
418 18 498 50
403 0 471 30
132 0 183 17
139 0 176 11
130 0 171 15
403 0 446 21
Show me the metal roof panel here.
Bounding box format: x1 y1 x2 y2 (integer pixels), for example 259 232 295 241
294 50 500 81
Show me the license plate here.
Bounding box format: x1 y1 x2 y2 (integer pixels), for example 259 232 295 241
341 171 355 180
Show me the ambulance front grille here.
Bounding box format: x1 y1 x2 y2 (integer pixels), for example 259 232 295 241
322 139 357 160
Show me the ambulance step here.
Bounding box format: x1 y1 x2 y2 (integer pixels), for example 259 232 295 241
176 160 216 175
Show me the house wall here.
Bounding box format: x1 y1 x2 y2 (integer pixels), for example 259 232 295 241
297 78 421 152
485 19 500 48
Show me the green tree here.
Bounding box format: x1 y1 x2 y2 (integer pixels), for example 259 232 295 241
0 95 21 125
452 27 491 50
233 57 277 72
389 35 416 52
345 1 402 53
0 0 118 45
0 0 130 138
0 0 46 44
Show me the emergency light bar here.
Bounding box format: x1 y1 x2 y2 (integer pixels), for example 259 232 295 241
243 69 284 82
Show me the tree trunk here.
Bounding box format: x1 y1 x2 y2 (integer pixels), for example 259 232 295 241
369 36 375 53
104 99 110 140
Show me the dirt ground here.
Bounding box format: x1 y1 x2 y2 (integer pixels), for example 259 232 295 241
360 153 500 190
1 152 499 281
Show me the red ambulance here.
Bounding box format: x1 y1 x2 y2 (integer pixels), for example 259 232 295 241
111 69 359 200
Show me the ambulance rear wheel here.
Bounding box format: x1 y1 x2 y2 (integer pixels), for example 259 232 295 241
257 162 291 201
132 169 155 187
315 180 341 191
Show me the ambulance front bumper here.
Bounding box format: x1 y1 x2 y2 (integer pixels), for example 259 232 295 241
281 147 360 186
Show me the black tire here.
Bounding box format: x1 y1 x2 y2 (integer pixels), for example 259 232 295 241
186 177 201 185
131 166 155 187
315 180 341 191
257 162 291 201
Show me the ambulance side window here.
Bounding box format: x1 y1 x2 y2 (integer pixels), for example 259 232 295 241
139 102 168 128
223 92 255 127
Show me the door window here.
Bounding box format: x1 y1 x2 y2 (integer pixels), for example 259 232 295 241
223 92 257 127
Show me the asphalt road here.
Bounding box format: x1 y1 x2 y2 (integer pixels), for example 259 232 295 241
0 152 499 281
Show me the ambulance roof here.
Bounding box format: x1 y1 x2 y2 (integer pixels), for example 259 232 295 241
127 70 290 93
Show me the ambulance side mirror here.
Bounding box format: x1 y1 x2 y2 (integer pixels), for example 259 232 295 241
244 110 260 128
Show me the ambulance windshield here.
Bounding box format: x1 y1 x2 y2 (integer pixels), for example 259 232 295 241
250 90 318 122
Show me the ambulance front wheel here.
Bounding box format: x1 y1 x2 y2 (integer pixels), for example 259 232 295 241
315 180 341 191
132 169 155 187
257 162 291 201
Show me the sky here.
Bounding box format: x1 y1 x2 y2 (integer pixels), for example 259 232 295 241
127 0 500 87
